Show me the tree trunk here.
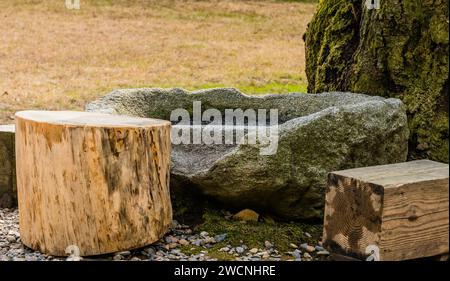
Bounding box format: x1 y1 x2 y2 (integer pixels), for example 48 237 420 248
15 111 172 256
304 0 449 162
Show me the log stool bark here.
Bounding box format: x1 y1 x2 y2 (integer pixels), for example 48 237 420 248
323 160 449 261
15 111 172 256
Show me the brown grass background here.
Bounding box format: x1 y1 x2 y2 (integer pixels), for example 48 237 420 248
0 0 316 123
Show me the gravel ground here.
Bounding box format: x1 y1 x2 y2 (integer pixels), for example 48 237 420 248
0 208 329 261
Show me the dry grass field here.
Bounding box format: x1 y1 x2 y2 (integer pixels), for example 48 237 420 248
0 0 317 123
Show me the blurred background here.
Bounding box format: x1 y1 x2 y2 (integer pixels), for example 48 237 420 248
0 0 318 123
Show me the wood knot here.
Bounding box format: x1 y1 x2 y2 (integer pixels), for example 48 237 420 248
407 205 419 221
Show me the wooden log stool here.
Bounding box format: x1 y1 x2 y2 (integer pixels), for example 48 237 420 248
323 160 449 261
15 111 172 256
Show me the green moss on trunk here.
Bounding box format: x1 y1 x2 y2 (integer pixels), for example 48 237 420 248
305 0 449 162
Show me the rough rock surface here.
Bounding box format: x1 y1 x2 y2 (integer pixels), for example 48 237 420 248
87 88 409 219
0 125 15 208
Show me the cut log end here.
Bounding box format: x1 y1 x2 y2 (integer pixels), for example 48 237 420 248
15 110 171 128
323 173 383 260
323 160 449 261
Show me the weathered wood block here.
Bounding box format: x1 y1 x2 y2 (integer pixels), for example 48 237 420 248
323 160 449 261
0 124 16 208
15 111 173 256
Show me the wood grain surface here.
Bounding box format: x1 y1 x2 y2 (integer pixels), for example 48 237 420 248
15 111 172 256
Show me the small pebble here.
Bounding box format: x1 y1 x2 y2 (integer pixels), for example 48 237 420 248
116 251 131 256
214 234 227 242
264 241 273 248
8 230 20 238
300 243 315 252
204 237 216 244
289 243 298 249
10 243 21 249
249 248 258 254
315 245 325 252
192 239 202 246
305 245 315 252
317 250 330 256
5 235 16 243
292 249 302 259
179 239 189 246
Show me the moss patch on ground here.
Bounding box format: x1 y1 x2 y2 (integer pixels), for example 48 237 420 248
171 179 323 261
190 209 322 260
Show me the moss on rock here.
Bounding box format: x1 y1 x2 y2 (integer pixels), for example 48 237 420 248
305 0 449 162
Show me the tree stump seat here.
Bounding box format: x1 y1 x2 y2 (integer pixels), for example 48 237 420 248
15 111 172 256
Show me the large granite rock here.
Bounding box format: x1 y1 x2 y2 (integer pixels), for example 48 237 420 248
87 88 409 220
0 124 16 208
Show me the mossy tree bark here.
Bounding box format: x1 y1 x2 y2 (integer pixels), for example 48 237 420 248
304 0 449 162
